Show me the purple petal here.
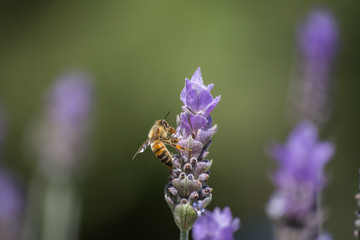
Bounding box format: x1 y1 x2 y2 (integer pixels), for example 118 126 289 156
309 142 334 188
207 83 214 92
185 89 199 111
179 113 192 138
180 79 193 105
311 142 334 167
231 217 241 232
195 125 218 144
287 120 317 150
205 116 213 129
189 114 208 133
203 95 221 117
196 89 214 112
192 217 208 240
191 67 204 85
184 87 213 113
219 227 236 240
219 207 232 223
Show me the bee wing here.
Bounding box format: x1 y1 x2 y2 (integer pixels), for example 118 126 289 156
132 138 151 160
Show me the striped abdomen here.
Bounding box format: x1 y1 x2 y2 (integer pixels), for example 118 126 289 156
151 140 173 168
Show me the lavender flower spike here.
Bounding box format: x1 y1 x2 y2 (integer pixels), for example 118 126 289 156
298 9 338 65
354 168 360 239
291 9 339 127
165 68 220 239
35 70 94 182
26 70 95 240
266 120 334 240
0 170 25 240
192 207 240 240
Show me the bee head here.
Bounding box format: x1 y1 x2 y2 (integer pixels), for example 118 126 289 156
158 111 171 129
158 119 169 128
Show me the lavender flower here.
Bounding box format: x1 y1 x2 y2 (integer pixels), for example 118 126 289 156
192 207 240 240
178 68 220 141
354 169 360 239
34 70 94 182
0 170 25 240
164 68 220 238
48 71 94 128
266 120 334 240
317 233 333 240
25 70 95 240
298 9 338 64
290 9 339 127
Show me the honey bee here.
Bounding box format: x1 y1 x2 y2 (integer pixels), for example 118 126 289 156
132 118 189 168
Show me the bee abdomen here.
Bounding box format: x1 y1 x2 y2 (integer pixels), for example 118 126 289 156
151 140 173 168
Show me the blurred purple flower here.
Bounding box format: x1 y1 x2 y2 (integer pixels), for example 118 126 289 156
298 9 339 64
354 169 360 239
267 120 334 220
291 8 339 126
266 120 334 240
192 207 240 240
317 233 333 240
48 71 94 127
34 70 95 182
0 170 25 240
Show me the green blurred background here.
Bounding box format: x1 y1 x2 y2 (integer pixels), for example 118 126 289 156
0 0 359 239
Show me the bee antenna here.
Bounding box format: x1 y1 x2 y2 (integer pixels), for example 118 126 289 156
164 111 171 120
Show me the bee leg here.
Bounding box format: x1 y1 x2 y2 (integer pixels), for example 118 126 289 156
162 138 191 152
168 127 177 134
162 136 178 144
172 143 191 152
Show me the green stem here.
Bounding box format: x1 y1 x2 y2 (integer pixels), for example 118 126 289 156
180 229 189 240
42 180 81 240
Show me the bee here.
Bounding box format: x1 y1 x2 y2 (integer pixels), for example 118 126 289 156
132 117 189 168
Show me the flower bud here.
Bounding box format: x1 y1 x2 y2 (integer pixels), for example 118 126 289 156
173 202 198 232
194 160 212 178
